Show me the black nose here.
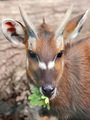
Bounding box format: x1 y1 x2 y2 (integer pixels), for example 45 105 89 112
41 85 55 98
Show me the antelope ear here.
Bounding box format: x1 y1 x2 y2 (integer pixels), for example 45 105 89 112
1 19 27 45
63 10 89 41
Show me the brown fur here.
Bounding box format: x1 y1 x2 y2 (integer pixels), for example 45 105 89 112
25 21 90 119
51 35 90 120
2 11 90 120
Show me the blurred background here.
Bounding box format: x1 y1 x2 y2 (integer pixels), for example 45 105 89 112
0 0 90 120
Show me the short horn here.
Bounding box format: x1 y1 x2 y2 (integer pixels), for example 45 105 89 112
19 5 39 39
55 5 73 38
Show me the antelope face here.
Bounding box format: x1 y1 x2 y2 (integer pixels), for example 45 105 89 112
2 5 88 99
24 6 73 99
26 22 65 99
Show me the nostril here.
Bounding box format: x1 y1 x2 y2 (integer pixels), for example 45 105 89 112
42 86 46 93
42 86 54 92
41 85 55 98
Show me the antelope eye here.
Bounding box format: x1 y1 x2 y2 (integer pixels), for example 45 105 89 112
28 50 37 59
57 50 63 58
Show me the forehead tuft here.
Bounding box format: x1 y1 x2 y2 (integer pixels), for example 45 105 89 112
38 23 55 41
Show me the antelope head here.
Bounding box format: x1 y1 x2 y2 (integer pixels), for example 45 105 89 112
1 5 89 99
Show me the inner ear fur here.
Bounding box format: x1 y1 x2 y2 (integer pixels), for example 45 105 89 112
1 19 28 45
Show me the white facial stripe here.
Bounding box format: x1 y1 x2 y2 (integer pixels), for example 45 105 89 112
39 62 47 70
27 57 29 68
48 61 55 69
56 36 64 49
28 37 36 49
62 60 64 68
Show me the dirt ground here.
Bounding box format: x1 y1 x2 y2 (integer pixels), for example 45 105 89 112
0 0 90 120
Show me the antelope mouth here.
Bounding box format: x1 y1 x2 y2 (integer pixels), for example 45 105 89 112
40 87 57 100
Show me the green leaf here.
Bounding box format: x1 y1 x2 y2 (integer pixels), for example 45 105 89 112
45 97 49 104
28 96 32 100
47 103 50 110
32 89 40 94
41 95 46 99
28 87 50 110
